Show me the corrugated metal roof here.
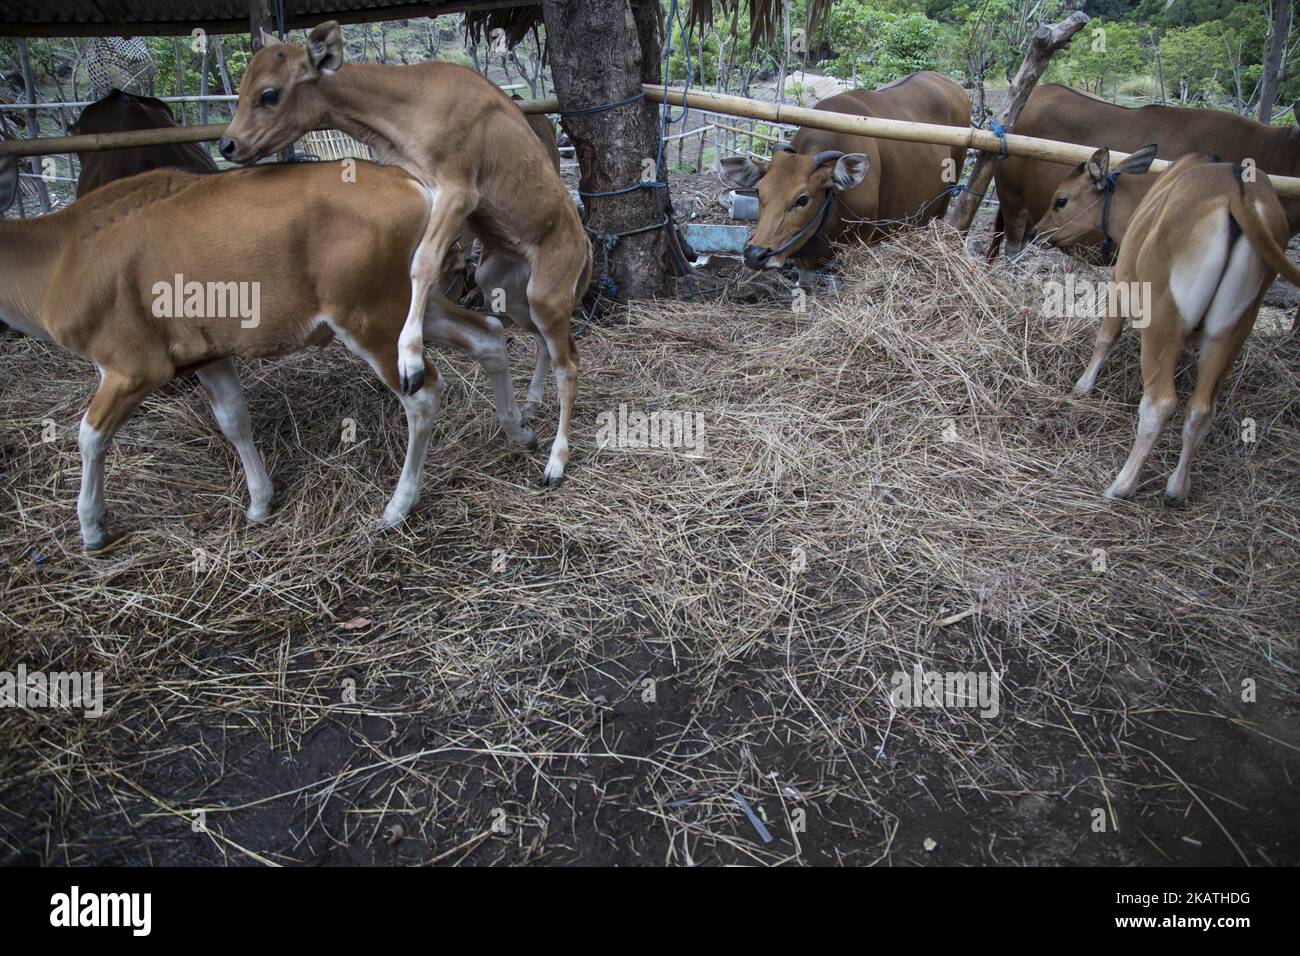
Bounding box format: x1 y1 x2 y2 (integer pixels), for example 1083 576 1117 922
0 2 526 38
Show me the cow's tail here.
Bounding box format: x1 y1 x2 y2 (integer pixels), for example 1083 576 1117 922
1229 181 1300 289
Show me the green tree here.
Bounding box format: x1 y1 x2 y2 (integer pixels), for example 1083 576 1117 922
822 1 948 86
1159 21 1221 102
1055 18 1149 96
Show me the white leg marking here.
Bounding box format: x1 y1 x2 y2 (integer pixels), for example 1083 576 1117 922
1106 393 1177 500
423 301 535 448
196 357 273 523
1165 404 1213 504
384 375 442 526
77 416 111 551
542 362 570 486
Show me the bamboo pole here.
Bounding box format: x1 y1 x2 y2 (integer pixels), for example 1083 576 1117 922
642 86 1300 200
5 88 1300 201
0 123 230 157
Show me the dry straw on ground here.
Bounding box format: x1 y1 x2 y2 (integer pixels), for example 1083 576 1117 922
1 225 1297 865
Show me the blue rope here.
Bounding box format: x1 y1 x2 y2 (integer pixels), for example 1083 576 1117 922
990 118 1009 160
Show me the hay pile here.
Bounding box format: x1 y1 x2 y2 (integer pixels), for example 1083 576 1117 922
2 225 1297 865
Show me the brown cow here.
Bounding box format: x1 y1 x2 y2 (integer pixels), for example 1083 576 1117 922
719 72 970 285
991 84 1300 259
0 155 538 551
74 89 217 195
1035 149 1300 504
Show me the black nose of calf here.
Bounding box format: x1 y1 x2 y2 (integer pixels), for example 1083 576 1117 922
218 138 237 160
742 243 772 271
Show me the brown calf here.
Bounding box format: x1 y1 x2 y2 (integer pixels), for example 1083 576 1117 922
1035 150 1300 504
992 84 1300 260
221 22 590 486
0 158 533 552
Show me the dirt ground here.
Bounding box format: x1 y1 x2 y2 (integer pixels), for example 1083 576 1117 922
3 206 1298 865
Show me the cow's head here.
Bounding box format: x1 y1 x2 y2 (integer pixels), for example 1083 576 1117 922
1035 144 1158 258
219 21 344 164
721 145 868 270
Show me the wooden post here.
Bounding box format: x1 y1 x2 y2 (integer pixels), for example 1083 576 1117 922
172 38 187 126
16 38 51 213
249 0 275 49
946 11 1090 234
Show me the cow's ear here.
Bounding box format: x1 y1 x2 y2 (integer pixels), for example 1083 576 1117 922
1114 144 1158 176
259 28 282 48
1086 147 1110 189
831 153 869 191
719 156 765 189
308 21 344 74
0 155 19 213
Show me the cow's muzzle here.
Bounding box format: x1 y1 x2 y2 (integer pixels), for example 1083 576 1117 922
742 244 776 270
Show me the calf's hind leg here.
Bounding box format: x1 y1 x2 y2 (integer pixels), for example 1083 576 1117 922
1105 297 1185 501
195 358 274 523
78 365 171 552
525 251 583 487
422 293 537 450
1164 293 1263 507
328 315 443 528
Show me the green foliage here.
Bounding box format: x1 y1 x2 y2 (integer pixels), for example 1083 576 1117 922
821 1 948 85
1052 18 1150 95
1158 20 1221 101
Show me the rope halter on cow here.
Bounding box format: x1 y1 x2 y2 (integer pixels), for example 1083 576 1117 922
767 148 843 259
1099 171 1121 261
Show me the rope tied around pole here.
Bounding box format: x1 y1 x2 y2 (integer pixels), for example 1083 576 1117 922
989 117 1009 160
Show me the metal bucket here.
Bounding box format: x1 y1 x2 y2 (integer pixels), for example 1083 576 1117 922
728 189 759 220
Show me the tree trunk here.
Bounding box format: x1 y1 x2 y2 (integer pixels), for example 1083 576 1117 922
544 0 675 300
948 11 1090 234
1153 38 1165 104
214 36 234 96
1259 0 1293 123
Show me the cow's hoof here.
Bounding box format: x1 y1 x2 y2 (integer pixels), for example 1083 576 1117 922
83 530 130 557
398 366 425 396
519 424 539 452
1161 492 1188 510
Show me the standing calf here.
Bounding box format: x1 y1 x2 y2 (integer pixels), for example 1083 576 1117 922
0 157 532 552
220 22 590 486
1036 149 1300 504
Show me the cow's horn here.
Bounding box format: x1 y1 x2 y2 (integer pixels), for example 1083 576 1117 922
774 142 796 154
811 150 845 167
